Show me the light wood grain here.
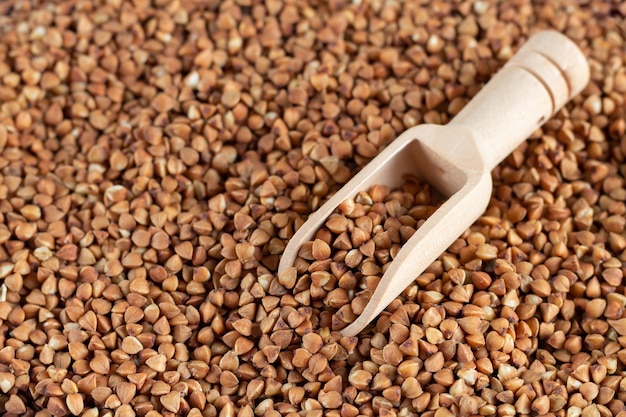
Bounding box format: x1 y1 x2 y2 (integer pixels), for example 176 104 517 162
277 30 590 337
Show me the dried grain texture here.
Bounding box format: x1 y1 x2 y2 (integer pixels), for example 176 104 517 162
0 0 624 416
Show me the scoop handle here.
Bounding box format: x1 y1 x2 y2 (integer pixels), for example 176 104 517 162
448 31 589 171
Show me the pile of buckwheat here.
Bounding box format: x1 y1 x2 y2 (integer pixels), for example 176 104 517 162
291 178 442 332
0 0 625 416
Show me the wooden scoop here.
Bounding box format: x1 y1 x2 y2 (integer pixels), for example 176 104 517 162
278 31 590 337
